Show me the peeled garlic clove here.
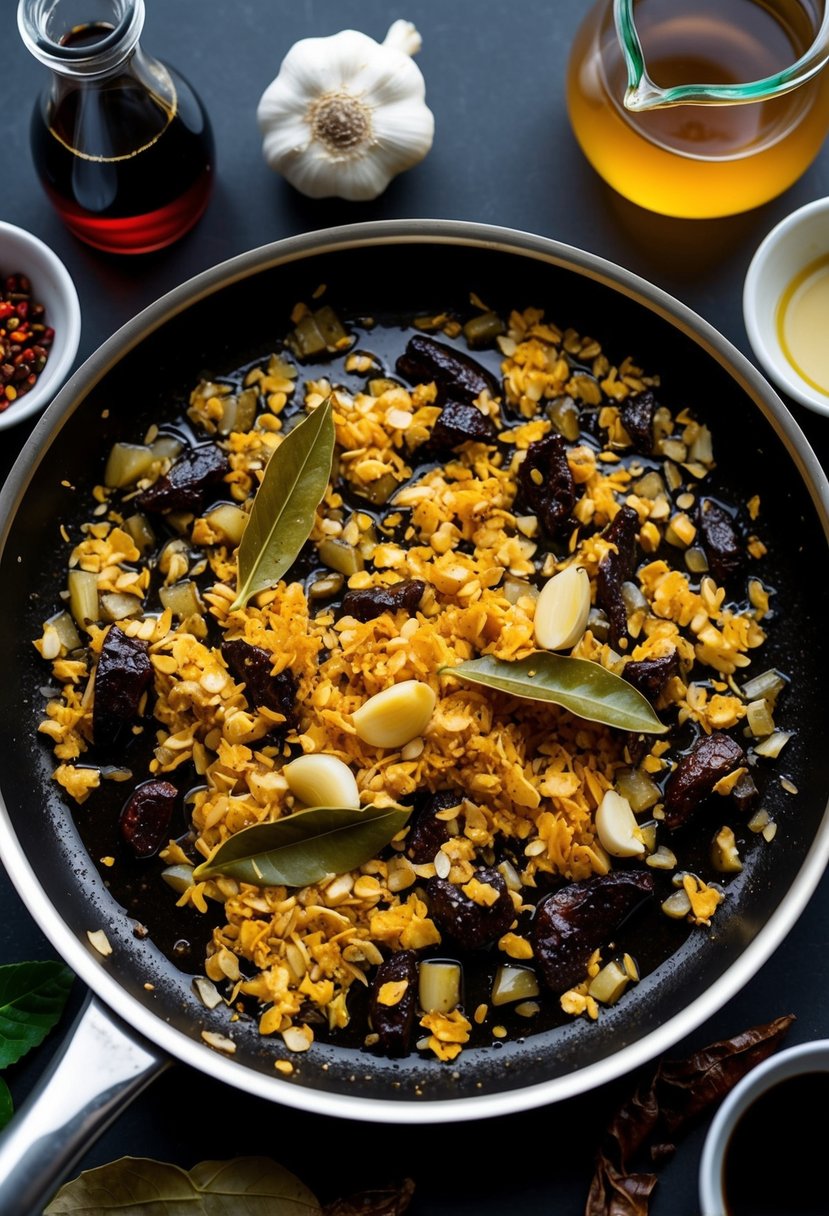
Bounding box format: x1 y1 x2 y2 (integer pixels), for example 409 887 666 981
595 789 645 858
284 754 360 809
352 680 436 748
534 565 591 651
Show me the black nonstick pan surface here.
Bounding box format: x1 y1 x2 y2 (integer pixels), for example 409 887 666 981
1 220 828 1125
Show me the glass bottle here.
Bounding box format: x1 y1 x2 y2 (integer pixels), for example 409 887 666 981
19 0 215 254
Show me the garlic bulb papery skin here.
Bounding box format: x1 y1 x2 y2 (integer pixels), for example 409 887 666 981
257 20 435 201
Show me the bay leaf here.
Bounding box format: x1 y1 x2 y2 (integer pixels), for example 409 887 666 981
189 1158 320 1215
0 1077 12 1132
44 1156 322 1216
231 398 334 611
193 804 411 887
442 653 668 735
0 959 74 1069
44 1159 198 1215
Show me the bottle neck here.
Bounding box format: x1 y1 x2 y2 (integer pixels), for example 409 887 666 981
18 0 146 79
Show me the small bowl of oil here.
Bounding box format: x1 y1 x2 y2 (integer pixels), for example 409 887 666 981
744 197 829 417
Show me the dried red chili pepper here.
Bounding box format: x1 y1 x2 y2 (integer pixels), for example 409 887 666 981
323 1179 415 1216
585 1014 796 1216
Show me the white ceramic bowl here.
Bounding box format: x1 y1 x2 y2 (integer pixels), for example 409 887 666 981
0 221 81 431
743 197 829 418
699 1038 829 1215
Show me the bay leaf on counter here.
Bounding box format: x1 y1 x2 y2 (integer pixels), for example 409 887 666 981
0 1077 12 1132
193 804 411 887
0 959 74 1070
231 397 335 611
44 1156 321 1215
441 653 668 735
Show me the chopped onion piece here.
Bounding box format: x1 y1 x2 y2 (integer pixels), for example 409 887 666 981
753 731 792 759
588 960 631 1006
419 960 462 1013
491 965 539 1007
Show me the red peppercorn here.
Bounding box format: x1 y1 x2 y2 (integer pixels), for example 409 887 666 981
0 269 53 410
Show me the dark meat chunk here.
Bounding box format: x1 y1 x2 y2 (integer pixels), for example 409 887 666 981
663 732 747 830
426 866 514 950
624 732 650 767
596 505 640 647
92 624 153 749
517 433 578 538
395 335 500 405
221 639 297 722
406 791 459 864
119 779 178 859
340 579 426 623
623 650 680 701
423 400 497 455
368 950 419 1056
531 871 655 993
621 390 657 453
135 444 228 514
698 499 743 583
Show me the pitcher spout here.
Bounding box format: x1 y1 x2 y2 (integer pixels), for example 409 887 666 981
615 0 829 110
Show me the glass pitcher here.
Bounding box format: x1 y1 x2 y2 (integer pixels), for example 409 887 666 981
567 0 829 218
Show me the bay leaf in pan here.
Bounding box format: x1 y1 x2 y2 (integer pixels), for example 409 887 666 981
193 804 411 887
442 653 668 735
231 398 335 611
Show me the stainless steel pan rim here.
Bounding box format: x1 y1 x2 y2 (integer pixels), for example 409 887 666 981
1 217 828 1127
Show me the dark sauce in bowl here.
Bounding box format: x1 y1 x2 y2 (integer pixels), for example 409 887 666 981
723 1071 829 1216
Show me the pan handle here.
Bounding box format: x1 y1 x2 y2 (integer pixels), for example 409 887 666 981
0 990 169 1216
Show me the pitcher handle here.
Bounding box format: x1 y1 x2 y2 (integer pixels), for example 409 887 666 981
0 991 169 1216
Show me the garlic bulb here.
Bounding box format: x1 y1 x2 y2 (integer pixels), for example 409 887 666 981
257 20 435 201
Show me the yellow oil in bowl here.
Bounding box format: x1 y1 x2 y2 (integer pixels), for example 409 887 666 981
777 255 829 398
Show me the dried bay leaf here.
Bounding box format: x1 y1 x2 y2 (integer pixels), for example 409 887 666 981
231 398 334 610
0 959 74 1069
189 1159 320 1213
44 1159 198 1214
442 654 668 735
44 1156 322 1215
193 804 411 887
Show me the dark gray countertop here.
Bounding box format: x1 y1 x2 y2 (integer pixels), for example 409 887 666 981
2 2 829 1212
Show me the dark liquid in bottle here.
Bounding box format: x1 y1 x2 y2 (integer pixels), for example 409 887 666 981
723 1071 829 1215
30 22 214 254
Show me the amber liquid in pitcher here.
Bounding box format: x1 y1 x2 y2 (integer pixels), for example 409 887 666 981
30 22 214 254
567 0 829 217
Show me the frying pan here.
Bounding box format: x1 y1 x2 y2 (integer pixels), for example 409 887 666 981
1 219 828 1214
